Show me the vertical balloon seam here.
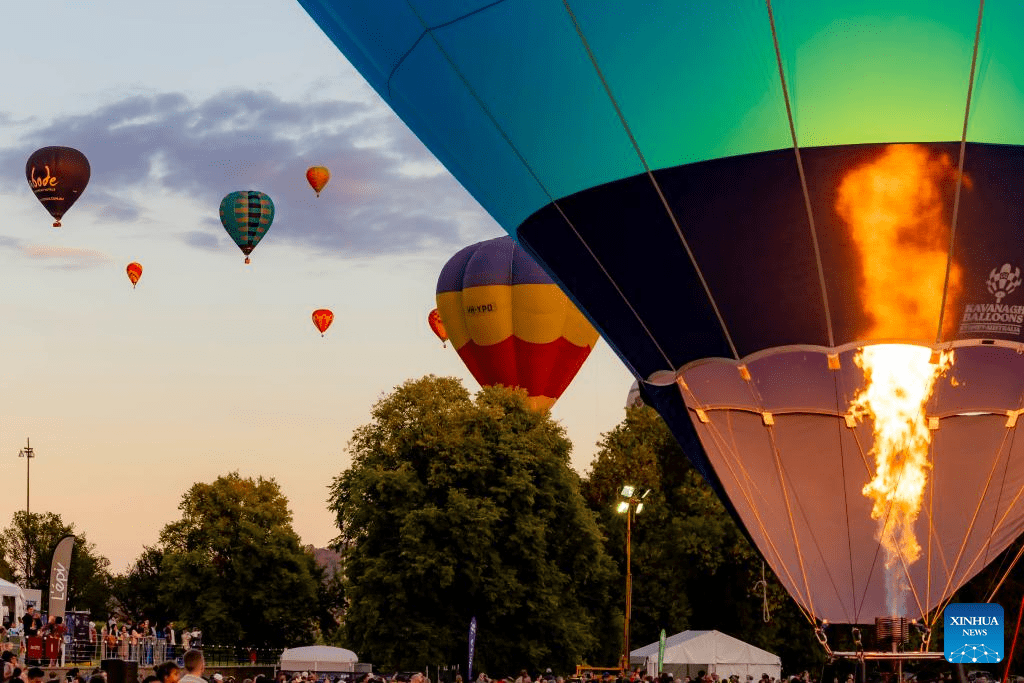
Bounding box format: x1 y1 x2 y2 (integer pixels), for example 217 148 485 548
561 0 740 360
936 2 985 344
830 366 861 623
732 340 821 618
929 423 1020 628
403 0 676 370
765 0 834 347
677 366 828 622
691 404 816 622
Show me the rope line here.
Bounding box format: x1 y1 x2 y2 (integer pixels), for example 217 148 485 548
765 0 834 347
400 0 676 372
562 0 740 360
936 0 985 343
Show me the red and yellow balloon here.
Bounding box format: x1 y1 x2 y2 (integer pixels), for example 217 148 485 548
126 262 143 289
312 309 334 337
436 236 598 411
427 308 448 347
306 166 330 197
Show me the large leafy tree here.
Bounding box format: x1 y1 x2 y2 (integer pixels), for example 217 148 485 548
158 472 321 646
330 376 618 673
111 546 171 626
582 407 823 672
0 511 113 618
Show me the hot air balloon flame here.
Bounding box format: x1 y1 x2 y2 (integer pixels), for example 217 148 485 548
836 144 965 340
850 345 952 617
837 144 967 617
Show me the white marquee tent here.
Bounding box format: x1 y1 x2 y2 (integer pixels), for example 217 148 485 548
631 630 781 682
279 646 359 674
0 579 25 626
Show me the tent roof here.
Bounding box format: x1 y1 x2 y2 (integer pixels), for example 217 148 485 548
631 630 780 666
280 646 358 670
0 579 24 598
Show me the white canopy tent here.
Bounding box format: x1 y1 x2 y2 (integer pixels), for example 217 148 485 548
0 579 26 627
279 646 359 674
631 630 781 682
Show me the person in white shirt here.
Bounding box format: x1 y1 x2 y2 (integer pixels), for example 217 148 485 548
179 649 206 683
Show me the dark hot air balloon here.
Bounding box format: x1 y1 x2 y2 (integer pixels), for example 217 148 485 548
436 236 599 412
220 191 274 264
126 262 143 289
26 146 90 227
312 309 334 337
306 166 330 197
300 0 1024 638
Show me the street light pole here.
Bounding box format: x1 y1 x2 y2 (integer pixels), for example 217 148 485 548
18 438 35 515
624 501 633 672
618 485 649 672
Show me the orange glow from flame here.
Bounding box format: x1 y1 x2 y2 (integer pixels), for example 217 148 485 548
837 144 965 616
836 144 964 340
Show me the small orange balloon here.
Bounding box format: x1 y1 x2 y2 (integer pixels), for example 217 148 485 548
126 262 143 289
428 308 448 347
306 166 330 197
312 308 334 337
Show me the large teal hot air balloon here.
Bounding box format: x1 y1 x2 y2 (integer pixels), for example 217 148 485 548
219 191 275 264
299 0 1024 639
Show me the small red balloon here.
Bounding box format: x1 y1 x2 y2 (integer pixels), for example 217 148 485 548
312 309 334 337
428 308 448 347
126 262 143 289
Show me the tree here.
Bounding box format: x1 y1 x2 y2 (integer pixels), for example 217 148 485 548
0 511 113 618
111 546 171 625
329 376 618 673
158 472 321 646
582 407 823 671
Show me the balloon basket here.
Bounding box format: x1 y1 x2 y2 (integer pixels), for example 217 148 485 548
53 221 61 228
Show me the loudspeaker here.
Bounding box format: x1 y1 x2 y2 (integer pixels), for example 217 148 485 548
101 659 139 683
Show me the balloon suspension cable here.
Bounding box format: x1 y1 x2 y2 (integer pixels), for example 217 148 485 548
814 621 833 658
1004 590 1024 683
919 624 932 653
753 561 771 623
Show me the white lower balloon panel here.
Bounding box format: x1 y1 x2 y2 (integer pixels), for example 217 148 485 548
677 342 1024 624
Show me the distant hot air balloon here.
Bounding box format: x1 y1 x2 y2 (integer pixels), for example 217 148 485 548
220 191 275 264
428 308 448 347
312 309 334 337
26 146 90 227
126 262 143 289
626 380 645 410
436 236 599 411
306 166 330 197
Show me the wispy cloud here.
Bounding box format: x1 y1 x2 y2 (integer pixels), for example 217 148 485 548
0 90 499 258
22 244 112 270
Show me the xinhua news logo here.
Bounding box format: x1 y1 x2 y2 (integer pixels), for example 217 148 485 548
944 603 1003 663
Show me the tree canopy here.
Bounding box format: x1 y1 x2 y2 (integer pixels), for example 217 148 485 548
0 511 112 619
158 472 322 646
330 376 618 673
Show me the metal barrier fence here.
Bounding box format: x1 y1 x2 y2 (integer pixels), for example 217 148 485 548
3 636 285 668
